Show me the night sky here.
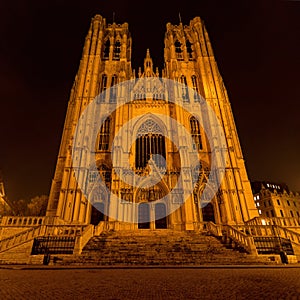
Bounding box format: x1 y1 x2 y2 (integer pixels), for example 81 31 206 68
0 0 299 202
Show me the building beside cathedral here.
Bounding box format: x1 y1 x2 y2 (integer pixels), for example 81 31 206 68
46 14 258 230
252 181 300 223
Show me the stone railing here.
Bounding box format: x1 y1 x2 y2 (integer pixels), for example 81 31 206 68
222 225 257 255
94 221 105 236
0 226 43 253
206 222 222 237
74 224 94 255
237 224 300 245
246 217 300 227
0 216 62 226
0 224 88 253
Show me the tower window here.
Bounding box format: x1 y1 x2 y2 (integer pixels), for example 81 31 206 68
110 75 118 103
190 116 202 151
180 75 189 102
113 40 121 60
99 118 110 151
191 75 200 101
103 40 110 60
175 40 183 60
99 74 108 102
186 40 193 60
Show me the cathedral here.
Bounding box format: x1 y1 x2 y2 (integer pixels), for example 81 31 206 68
1 14 299 266
45 14 258 231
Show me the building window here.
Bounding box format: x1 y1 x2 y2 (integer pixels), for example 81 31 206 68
258 209 262 215
99 74 108 102
266 211 269 217
268 200 271 206
179 75 189 102
190 117 202 151
270 210 274 217
191 75 200 101
175 40 183 60
135 120 166 169
110 75 118 103
294 201 296 207
280 210 284 217
290 210 294 217
186 40 193 60
103 39 110 60
256 202 260 207
297 212 300 217
287 200 290 206
99 118 110 151
113 40 121 60
277 199 280 205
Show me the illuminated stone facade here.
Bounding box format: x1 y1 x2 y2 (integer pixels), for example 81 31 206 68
46 14 258 230
252 181 300 222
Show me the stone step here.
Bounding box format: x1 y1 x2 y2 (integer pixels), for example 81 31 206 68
57 230 275 266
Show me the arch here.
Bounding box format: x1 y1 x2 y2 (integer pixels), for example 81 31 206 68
103 39 110 60
113 40 121 60
186 40 193 59
89 184 108 225
98 117 111 151
91 202 105 225
155 203 167 229
189 116 202 150
175 40 183 60
131 113 168 138
179 75 189 102
138 203 150 229
202 203 215 223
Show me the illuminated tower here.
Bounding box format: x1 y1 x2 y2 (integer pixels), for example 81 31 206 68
46 15 258 230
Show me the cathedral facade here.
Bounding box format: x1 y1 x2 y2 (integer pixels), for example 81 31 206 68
46 14 258 231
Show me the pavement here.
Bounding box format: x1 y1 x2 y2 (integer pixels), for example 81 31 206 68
0 265 300 299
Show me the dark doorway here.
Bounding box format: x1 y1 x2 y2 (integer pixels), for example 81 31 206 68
138 203 150 229
155 203 167 229
202 203 215 223
91 203 105 225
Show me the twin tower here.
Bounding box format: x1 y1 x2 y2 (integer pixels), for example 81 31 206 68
46 14 258 230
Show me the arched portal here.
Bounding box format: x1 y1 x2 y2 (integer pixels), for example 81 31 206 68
138 203 150 229
202 203 215 223
155 203 167 229
91 202 105 225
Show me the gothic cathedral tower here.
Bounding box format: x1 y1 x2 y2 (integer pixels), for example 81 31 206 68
46 15 258 230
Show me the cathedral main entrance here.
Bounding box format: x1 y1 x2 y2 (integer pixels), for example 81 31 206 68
90 203 105 226
138 203 150 229
155 203 167 229
202 203 215 223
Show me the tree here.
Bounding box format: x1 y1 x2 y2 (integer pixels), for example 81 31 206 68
27 195 48 216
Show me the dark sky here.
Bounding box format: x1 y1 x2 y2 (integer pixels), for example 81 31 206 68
0 0 299 202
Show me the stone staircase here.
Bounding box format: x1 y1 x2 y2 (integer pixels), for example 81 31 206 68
58 229 274 266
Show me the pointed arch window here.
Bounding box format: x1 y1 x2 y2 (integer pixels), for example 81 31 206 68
99 74 108 102
103 40 110 60
180 75 189 102
113 40 121 60
109 75 118 103
191 75 200 101
135 120 166 169
186 40 193 60
175 40 183 60
190 116 202 150
99 117 110 151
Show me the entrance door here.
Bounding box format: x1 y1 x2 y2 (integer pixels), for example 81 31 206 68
155 203 167 229
138 203 150 229
202 203 215 223
91 203 105 225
